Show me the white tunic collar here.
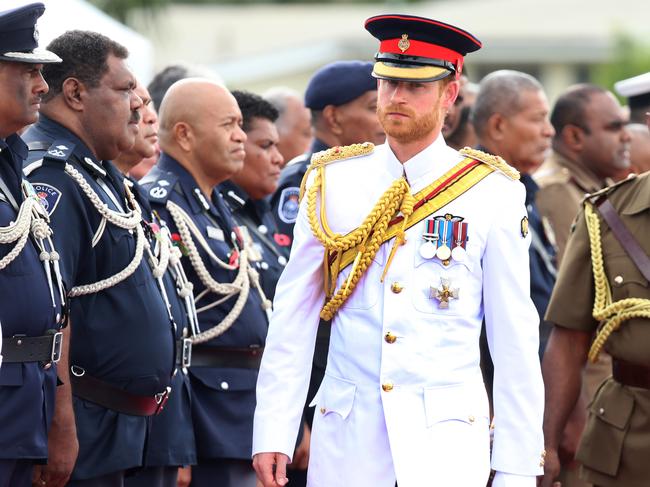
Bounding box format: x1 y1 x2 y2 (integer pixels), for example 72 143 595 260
381 135 464 193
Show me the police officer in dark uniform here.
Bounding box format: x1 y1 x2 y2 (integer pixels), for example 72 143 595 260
0 4 65 487
114 82 197 487
270 60 384 244
23 31 175 486
140 79 269 487
222 90 289 302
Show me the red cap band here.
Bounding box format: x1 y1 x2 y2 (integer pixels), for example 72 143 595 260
380 38 464 75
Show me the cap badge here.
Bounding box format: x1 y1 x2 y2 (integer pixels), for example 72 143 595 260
33 27 39 42
398 34 410 53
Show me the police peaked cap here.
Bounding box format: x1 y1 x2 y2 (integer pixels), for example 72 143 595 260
614 72 650 110
365 14 481 82
304 60 377 110
0 3 61 64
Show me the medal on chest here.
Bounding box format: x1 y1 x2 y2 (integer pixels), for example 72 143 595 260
420 214 469 265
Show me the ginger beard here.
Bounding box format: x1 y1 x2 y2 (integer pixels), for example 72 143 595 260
377 92 445 144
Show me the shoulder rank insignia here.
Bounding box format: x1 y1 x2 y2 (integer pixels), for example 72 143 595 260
584 173 637 204
43 140 75 163
145 173 178 204
310 142 375 169
459 147 520 181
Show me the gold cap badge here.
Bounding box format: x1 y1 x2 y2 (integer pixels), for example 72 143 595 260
398 34 410 53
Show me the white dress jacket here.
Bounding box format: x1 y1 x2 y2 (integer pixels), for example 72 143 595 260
253 137 544 487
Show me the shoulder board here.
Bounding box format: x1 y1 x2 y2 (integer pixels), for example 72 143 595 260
310 142 374 168
141 171 179 204
583 173 637 204
459 147 520 181
41 140 76 164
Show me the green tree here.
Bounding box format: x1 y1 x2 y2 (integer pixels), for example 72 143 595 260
89 0 169 23
593 33 650 99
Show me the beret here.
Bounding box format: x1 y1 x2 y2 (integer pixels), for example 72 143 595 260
304 60 377 110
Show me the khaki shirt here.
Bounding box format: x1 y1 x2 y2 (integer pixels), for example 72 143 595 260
545 172 650 487
534 150 607 263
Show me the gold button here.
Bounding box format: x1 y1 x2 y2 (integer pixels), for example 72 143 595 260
390 282 403 294
320 407 326 414
442 259 450 267
614 275 623 285
384 332 397 344
468 415 475 423
382 382 394 392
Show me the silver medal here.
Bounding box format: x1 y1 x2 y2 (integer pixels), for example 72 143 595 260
419 240 436 259
451 245 466 262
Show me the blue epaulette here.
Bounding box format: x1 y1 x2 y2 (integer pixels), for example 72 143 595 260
141 171 179 205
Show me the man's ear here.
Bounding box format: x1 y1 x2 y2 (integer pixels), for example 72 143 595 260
561 125 585 152
486 113 507 142
61 77 85 112
322 105 342 135
174 122 193 152
441 79 460 111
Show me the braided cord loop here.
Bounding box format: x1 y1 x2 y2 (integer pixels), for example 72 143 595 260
166 200 272 343
306 165 412 320
585 203 650 362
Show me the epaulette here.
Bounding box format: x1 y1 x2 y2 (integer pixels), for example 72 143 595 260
141 171 179 204
459 147 520 181
24 140 76 176
583 173 637 204
310 142 375 169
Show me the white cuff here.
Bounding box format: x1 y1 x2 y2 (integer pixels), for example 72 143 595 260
491 472 536 487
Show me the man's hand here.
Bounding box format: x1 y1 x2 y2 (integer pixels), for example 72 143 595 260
289 423 310 471
32 325 78 487
32 420 79 487
537 448 561 487
253 452 290 487
177 466 191 487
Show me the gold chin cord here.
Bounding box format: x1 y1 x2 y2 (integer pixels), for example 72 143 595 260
585 203 650 362
306 164 414 321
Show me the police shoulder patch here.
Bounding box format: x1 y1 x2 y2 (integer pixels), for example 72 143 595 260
145 174 178 204
32 182 62 216
43 140 75 163
277 186 300 224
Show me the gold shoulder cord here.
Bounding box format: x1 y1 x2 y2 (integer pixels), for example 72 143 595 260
584 203 650 362
459 147 520 180
303 143 415 320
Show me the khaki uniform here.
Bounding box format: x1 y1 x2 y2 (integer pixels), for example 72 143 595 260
535 151 613 487
534 150 608 263
546 172 650 487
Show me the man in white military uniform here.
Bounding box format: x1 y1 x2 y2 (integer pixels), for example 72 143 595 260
253 14 544 487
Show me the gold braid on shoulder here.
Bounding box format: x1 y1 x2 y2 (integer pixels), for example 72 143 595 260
459 147 520 180
304 143 415 320
584 203 650 362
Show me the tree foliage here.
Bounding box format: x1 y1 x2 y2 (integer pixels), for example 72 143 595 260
593 33 650 99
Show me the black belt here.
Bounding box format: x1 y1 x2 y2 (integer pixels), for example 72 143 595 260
176 338 193 368
190 346 263 369
70 367 171 416
613 358 650 389
1 331 63 364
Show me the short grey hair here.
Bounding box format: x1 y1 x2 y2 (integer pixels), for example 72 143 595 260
471 70 543 137
263 87 302 118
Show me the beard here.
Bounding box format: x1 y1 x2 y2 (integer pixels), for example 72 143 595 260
377 101 444 144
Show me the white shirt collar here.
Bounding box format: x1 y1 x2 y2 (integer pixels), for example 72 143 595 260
381 134 464 193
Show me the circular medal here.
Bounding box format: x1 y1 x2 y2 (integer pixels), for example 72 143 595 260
436 244 451 261
419 241 436 259
451 245 466 262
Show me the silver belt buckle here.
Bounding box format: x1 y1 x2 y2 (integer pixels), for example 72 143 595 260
50 332 63 363
181 338 192 368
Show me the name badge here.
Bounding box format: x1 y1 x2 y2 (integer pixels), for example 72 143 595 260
206 225 224 241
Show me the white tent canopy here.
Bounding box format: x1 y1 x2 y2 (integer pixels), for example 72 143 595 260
2 0 153 84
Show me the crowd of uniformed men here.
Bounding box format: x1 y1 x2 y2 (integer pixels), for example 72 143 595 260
1 3 650 487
